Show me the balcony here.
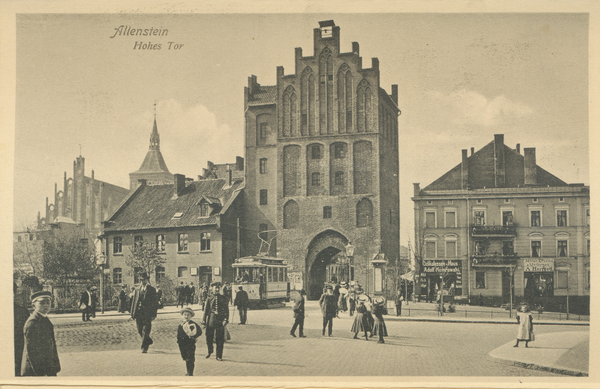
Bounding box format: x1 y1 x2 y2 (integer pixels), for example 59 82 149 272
471 253 519 266
471 224 517 237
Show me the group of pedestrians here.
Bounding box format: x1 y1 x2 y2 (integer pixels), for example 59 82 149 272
176 282 197 308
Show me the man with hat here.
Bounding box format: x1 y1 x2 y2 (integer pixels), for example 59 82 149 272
21 291 61 376
233 285 249 324
290 289 306 338
319 284 338 336
79 285 97 322
201 281 229 361
130 272 158 353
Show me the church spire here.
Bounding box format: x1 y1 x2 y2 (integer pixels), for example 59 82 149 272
149 117 160 151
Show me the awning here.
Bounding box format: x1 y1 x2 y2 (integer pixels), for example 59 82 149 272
400 271 414 280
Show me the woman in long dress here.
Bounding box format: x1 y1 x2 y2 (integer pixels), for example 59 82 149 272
351 297 372 340
371 297 388 344
514 304 534 347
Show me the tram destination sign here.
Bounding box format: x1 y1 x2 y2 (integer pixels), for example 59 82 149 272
524 258 554 272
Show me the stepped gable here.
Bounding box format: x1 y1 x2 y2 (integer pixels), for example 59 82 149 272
105 178 243 231
424 136 568 191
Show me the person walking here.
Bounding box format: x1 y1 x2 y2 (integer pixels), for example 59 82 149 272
184 283 191 306
117 285 127 313
128 286 136 313
233 286 249 324
290 289 306 338
14 282 30 376
189 282 196 305
351 297 371 340
199 284 208 310
21 291 61 376
394 289 403 316
176 282 186 308
79 285 96 322
371 297 388 344
347 283 356 316
202 281 229 361
177 307 202 376
514 304 534 348
319 284 337 337
130 273 158 353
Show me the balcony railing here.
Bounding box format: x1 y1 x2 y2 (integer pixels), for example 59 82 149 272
471 253 519 265
471 224 517 236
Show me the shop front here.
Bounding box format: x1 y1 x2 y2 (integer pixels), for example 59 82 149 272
523 258 554 300
419 259 462 302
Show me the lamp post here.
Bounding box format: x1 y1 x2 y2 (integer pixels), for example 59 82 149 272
95 253 107 314
345 241 355 283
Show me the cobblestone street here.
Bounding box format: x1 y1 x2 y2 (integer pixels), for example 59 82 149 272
51 303 588 377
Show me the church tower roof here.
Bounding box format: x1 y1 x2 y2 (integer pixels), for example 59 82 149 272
133 117 171 174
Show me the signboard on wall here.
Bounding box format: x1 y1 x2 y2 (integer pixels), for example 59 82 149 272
524 258 554 272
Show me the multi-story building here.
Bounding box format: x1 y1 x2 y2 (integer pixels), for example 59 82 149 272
243 20 400 299
102 171 244 288
412 134 590 312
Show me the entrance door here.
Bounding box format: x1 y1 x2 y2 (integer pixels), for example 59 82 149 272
308 247 340 299
199 266 212 288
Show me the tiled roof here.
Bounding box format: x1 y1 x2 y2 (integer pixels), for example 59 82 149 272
247 85 277 106
105 178 243 232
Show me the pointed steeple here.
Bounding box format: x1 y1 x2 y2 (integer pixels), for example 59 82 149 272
149 118 160 151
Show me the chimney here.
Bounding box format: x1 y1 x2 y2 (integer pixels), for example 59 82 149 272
471 147 474 156
516 143 520 153
524 148 537 186
413 183 421 197
371 58 379 71
461 149 469 190
226 164 232 187
174 174 186 197
352 41 359 55
494 134 505 188
236 156 244 171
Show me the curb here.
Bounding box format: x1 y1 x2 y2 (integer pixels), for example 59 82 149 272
385 316 590 326
486 354 588 377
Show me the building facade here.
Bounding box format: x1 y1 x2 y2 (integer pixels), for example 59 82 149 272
102 173 244 288
412 134 590 312
243 20 400 299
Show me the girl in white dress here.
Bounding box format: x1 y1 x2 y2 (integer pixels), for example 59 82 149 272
514 304 534 348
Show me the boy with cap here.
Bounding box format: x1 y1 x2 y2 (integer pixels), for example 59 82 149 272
21 291 61 376
177 307 202 376
201 281 229 360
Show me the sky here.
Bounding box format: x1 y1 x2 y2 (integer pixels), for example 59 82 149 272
13 13 590 246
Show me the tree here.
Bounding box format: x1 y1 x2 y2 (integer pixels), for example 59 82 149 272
125 242 166 283
42 228 96 294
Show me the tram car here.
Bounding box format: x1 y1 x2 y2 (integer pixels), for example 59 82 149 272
232 255 290 309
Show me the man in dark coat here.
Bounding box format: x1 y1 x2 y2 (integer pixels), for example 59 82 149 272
79 285 97 322
21 291 61 376
290 289 306 338
201 281 229 361
394 289 403 316
176 282 186 308
117 285 127 313
130 273 158 353
319 285 338 336
188 282 196 305
233 286 249 324
14 283 30 376
184 283 191 306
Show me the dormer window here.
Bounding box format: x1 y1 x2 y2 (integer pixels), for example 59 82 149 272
200 203 209 217
172 212 183 219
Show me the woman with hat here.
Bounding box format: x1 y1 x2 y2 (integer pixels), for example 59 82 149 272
350 294 372 340
338 282 348 314
177 307 202 375
371 296 388 344
514 303 534 348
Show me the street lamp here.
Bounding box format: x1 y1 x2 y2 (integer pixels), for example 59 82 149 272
345 241 355 283
95 253 107 314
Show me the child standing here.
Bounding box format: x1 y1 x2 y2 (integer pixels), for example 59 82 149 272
177 307 202 376
350 297 371 340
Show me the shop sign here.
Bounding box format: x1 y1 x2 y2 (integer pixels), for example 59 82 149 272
524 258 554 272
423 260 461 273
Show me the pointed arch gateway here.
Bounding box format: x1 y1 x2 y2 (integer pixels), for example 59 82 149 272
305 229 351 300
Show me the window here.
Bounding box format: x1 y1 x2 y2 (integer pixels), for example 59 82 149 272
502 240 514 256
425 212 436 229
302 113 307 125
346 111 352 127
259 122 268 139
531 241 542 257
311 172 321 186
259 158 267 174
178 233 188 252
559 197 564 202
259 189 268 205
475 271 486 289
556 271 568 289
533 198 538 202
113 237 122 254
474 211 485 226
504 199 510 203
201 233 211 251
323 206 332 219
334 144 345 158
178 266 188 278
334 171 344 186
356 198 373 228
113 268 122 284
557 240 568 257
155 266 165 283
311 145 321 159
445 241 456 258
445 211 456 228
320 74 326 85
200 203 209 217
530 210 541 227
283 200 299 229
557 210 568 227
134 235 143 248
477 199 482 204
502 211 514 226
156 234 165 252
425 241 436 258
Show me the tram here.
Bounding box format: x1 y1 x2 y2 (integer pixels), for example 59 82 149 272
232 255 290 309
